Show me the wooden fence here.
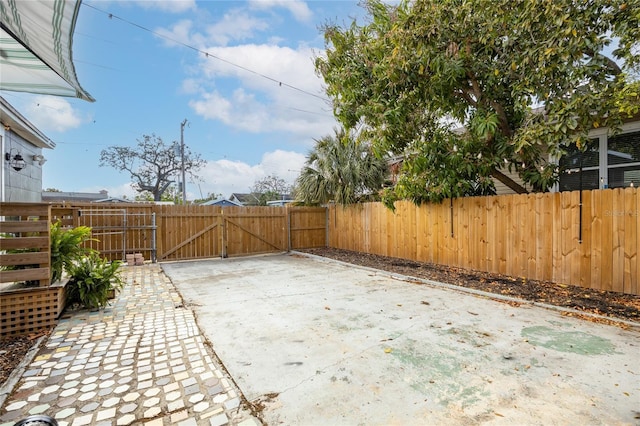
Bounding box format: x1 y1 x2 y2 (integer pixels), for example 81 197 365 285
48 203 328 262
3 187 636 339
0 203 66 338
329 188 639 296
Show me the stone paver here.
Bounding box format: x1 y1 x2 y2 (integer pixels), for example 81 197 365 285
0 264 258 426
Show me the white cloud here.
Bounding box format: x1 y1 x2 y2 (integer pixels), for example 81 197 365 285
249 0 312 22
25 96 85 133
134 0 196 13
195 150 306 199
190 88 330 137
199 44 321 95
155 19 199 47
205 9 269 46
189 44 334 138
180 78 201 94
156 9 269 48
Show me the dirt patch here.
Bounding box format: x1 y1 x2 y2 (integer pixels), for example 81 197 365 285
300 247 640 325
0 328 51 388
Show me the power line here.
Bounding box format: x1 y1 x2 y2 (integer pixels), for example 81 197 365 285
81 3 331 102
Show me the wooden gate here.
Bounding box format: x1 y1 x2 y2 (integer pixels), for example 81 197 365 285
221 206 288 257
156 205 327 261
47 203 327 262
156 205 223 261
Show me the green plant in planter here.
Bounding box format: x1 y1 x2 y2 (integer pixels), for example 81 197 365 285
50 221 95 282
66 252 124 310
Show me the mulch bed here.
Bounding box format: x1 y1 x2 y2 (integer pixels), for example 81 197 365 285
300 247 640 324
0 328 51 389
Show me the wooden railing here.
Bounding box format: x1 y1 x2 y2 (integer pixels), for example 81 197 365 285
0 203 51 287
0 203 66 338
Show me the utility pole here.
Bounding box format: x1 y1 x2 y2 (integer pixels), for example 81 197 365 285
180 119 188 205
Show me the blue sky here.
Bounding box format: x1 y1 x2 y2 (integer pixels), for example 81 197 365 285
2 0 366 200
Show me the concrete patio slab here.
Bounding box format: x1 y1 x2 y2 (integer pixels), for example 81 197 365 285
162 253 640 425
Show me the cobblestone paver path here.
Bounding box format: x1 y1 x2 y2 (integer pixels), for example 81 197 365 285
0 264 259 426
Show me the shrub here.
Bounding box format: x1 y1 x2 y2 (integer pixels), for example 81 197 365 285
66 252 124 310
50 221 94 282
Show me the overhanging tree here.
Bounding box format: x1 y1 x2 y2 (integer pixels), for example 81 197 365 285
316 0 640 205
100 134 205 202
295 128 388 205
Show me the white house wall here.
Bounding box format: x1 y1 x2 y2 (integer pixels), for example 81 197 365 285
493 119 640 195
2 129 44 202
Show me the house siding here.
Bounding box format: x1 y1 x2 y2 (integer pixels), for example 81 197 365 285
493 169 529 196
2 131 44 202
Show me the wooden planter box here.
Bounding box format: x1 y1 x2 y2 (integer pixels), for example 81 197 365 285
0 280 67 339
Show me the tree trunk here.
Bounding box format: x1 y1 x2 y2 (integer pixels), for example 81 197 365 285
490 168 528 194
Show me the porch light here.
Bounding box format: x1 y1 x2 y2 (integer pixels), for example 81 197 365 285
5 152 26 171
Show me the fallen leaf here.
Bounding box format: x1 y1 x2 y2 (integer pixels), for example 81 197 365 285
384 348 392 353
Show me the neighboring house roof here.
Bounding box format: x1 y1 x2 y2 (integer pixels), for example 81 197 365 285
266 199 294 206
42 191 109 203
201 198 243 207
94 197 132 203
0 0 94 101
229 193 260 205
0 96 55 149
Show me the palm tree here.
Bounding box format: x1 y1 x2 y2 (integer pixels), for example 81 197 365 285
295 128 388 205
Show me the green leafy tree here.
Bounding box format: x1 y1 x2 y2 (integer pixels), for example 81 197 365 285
100 134 206 202
295 128 388 205
250 174 291 206
193 192 223 204
316 0 640 205
134 184 183 203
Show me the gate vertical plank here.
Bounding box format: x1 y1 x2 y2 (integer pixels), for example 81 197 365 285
569 191 581 287
496 196 507 275
623 188 637 294
611 189 625 293
432 200 442 265
486 196 497 274
601 189 614 291
630 188 640 295
590 190 603 290
580 190 592 289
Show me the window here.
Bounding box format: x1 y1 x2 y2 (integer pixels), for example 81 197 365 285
607 131 640 188
558 124 640 192
559 139 600 191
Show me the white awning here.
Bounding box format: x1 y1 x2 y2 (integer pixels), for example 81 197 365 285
0 0 94 102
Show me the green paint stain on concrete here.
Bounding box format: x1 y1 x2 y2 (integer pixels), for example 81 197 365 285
521 326 616 355
390 340 488 407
